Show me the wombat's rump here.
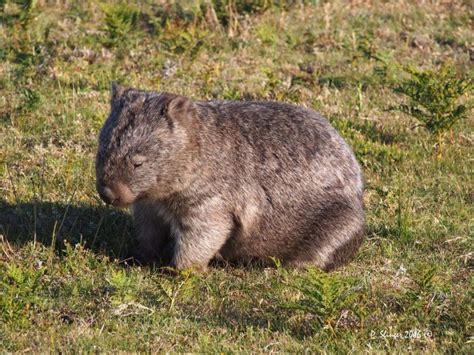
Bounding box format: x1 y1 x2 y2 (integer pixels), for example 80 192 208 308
96 83 364 271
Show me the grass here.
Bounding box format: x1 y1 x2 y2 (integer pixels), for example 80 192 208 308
1 0 473 352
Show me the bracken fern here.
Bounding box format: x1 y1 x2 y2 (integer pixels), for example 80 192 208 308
391 64 473 156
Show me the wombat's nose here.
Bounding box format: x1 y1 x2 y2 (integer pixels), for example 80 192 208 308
99 186 116 205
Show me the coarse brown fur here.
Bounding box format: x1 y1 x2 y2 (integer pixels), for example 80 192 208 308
96 82 365 271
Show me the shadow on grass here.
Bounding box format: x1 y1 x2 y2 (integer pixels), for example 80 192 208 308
180 301 328 341
1 201 361 341
0 199 134 259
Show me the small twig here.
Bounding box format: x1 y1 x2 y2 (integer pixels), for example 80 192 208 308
56 185 78 239
425 292 436 312
459 134 473 144
6 165 20 205
118 218 130 258
442 236 463 244
50 220 58 250
118 256 134 265
30 177 38 246
0 234 17 261
6 165 28 236
40 155 46 205
91 212 106 249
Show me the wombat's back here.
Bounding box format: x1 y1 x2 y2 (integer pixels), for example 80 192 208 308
197 100 362 198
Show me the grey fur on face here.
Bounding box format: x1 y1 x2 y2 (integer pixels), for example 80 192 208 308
96 82 365 271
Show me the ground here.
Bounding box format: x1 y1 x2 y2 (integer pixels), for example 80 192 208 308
0 0 472 352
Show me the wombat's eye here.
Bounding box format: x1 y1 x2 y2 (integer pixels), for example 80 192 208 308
131 155 147 169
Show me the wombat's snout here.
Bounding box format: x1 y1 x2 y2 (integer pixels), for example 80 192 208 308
98 185 117 205
97 182 136 207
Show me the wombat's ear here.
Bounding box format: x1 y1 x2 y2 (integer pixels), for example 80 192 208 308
166 95 196 129
110 81 124 103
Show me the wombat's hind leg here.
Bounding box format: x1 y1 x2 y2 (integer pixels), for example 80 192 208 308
293 201 364 271
133 228 172 267
321 224 364 271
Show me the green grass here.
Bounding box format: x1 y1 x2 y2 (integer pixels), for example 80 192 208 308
1 0 473 352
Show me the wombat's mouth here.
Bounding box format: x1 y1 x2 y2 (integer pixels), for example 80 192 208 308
110 198 133 208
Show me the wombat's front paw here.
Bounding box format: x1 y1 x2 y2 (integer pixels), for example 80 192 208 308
172 260 209 274
155 264 208 277
130 248 159 267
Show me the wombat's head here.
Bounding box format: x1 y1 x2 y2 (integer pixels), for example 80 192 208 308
96 82 196 207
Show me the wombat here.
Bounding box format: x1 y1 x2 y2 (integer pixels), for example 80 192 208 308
96 82 364 271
